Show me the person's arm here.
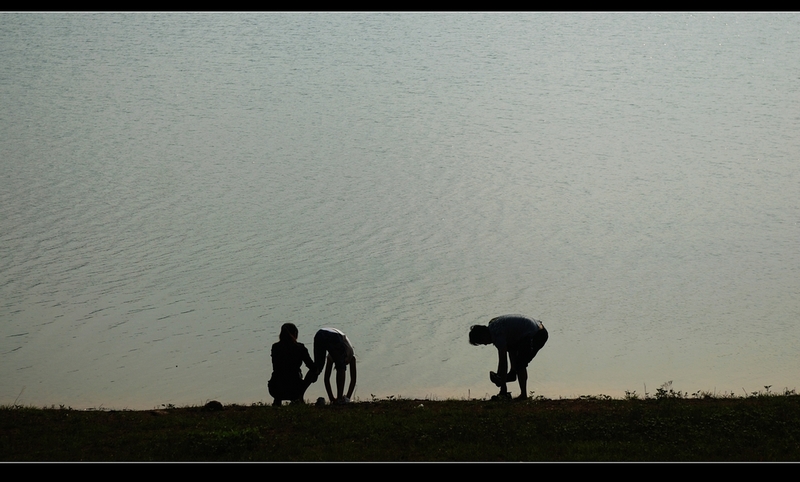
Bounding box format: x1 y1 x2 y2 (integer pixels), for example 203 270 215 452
497 348 508 393
324 355 335 402
302 347 314 371
346 356 357 399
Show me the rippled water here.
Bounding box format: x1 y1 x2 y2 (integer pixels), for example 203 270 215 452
1 13 798 408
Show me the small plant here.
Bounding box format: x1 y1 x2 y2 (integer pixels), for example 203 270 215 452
624 390 640 400
525 391 549 401
691 390 715 399
746 385 785 398
12 386 25 408
654 381 685 400
368 394 400 402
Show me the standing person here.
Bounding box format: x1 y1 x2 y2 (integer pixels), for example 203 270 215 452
268 323 317 406
313 327 357 404
469 314 548 400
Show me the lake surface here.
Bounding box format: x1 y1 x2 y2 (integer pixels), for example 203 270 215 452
1 13 798 409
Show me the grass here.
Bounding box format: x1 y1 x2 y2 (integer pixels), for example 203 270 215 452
3 385 800 461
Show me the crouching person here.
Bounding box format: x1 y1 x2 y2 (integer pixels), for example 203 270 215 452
268 323 318 406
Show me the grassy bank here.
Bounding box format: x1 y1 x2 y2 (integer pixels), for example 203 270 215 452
3 390 800 461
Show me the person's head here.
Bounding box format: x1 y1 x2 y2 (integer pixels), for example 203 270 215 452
469 325 492 346
279 323 299 343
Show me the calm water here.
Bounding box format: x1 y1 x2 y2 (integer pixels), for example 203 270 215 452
1 13 798 408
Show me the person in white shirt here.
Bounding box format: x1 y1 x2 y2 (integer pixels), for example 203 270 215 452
313 328 357 404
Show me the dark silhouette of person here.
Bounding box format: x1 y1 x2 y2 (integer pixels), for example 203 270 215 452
313 327 357 404
268 323 317 406
469 314 548 400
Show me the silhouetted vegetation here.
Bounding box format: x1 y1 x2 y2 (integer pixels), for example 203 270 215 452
3 387 799 461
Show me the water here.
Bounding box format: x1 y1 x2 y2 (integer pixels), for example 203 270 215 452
1 13 798 408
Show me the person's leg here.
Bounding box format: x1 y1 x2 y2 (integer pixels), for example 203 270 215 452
505 346 519 384
313 330 327 374
507 366 517 382
301 371 314 393
515 328 548 400
289 376 313 403
507 350 524 399
517 365 528 399
268 379 283 406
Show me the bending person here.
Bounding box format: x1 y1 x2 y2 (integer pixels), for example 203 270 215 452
268 323 317 406
313 327 357 404
469 314 548 400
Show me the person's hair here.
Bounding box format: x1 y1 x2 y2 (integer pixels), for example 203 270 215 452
469 325 491 345
279 323 299 343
